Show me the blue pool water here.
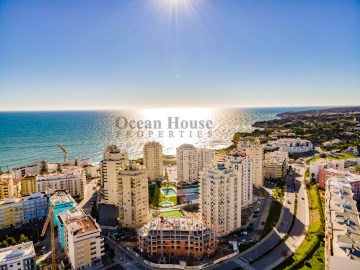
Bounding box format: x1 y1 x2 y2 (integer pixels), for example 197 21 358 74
161 187 177 197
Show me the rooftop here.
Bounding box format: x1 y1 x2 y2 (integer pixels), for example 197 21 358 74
327 177 360 262
0 242 35 263
49 191 76 205
59 209 100 236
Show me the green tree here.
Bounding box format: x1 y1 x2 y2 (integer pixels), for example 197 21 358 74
18 234 29 243
1 240 8 248
6 237 16 246
152 184 160 207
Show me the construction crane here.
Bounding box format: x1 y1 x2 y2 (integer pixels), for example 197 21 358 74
41 205 56 270
56 144 67 164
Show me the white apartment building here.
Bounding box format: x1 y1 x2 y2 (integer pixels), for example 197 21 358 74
118 162 149 228
100 145 128 205
58 209 104 270
143 141 163 181
176 144 199 185
12 162 43 179
36 167 86 201
238 138 264 187
197 148 214 174
264 138 313 153
325 177 360 269
263 151 289 180
201 161 242 237
225 151 254 207
310 158 360 181
0 242 36 270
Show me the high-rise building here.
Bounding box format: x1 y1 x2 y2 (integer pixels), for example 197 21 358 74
0 242 36 270
225 151 254 207
201 161 242 237
143 141 163 181
197 148 214 173
176 144 198 185
118 162 149 228
138 217 217 261
100 145 128 205
0 198 24 229
0 173 14 200
57 209 105 269
238 138 264 187
21 175 36 196
36 167 86 201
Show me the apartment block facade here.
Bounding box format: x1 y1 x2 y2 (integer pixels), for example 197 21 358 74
0 198 24 229
118 162 149 228
225 151 254 207
0 174 14 200
263 151 289 180
138 217 217 262
36 167 86 201
100 145 128 205
22 193 48 223
176 144 199 185
21 176 36 196
201 161 242 236
57 209 104 270
0 242 36 270
143 141 163 181
49 191 78 226
238 138 264 187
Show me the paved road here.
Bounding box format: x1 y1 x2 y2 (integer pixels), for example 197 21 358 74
105 237 151 270
252 166 309 269
210 173 296 270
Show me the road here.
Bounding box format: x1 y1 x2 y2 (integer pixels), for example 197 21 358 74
251 166 309 269
210 172 296 270
105 236 151 270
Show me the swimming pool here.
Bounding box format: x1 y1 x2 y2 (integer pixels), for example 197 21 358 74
160 201 174 207
161 187 177 197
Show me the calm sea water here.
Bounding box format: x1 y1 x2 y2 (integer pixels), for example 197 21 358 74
0 107 324 169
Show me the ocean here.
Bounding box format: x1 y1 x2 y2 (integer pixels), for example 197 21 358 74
0 107 325 169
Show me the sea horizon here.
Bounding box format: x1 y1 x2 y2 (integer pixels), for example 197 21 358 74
0 106 330 169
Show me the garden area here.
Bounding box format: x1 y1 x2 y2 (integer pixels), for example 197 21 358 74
306 152 356 164
149 182 179 208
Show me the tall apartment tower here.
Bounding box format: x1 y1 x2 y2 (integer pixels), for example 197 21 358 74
238 138 264 187
225 151 254 207
100 145 128 205
118 162 149 228
176 144 199 185
197 148 214 173
143 141 163 181
201 162 242 237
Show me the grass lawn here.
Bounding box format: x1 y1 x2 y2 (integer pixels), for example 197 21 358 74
306 153 356 164
262 200 282 237
159 182 178 206
275 184 324 270
160 210 184 217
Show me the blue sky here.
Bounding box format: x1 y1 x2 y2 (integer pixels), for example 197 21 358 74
0 0 359 110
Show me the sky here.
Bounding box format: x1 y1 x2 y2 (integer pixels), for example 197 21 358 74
0 0 359 110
